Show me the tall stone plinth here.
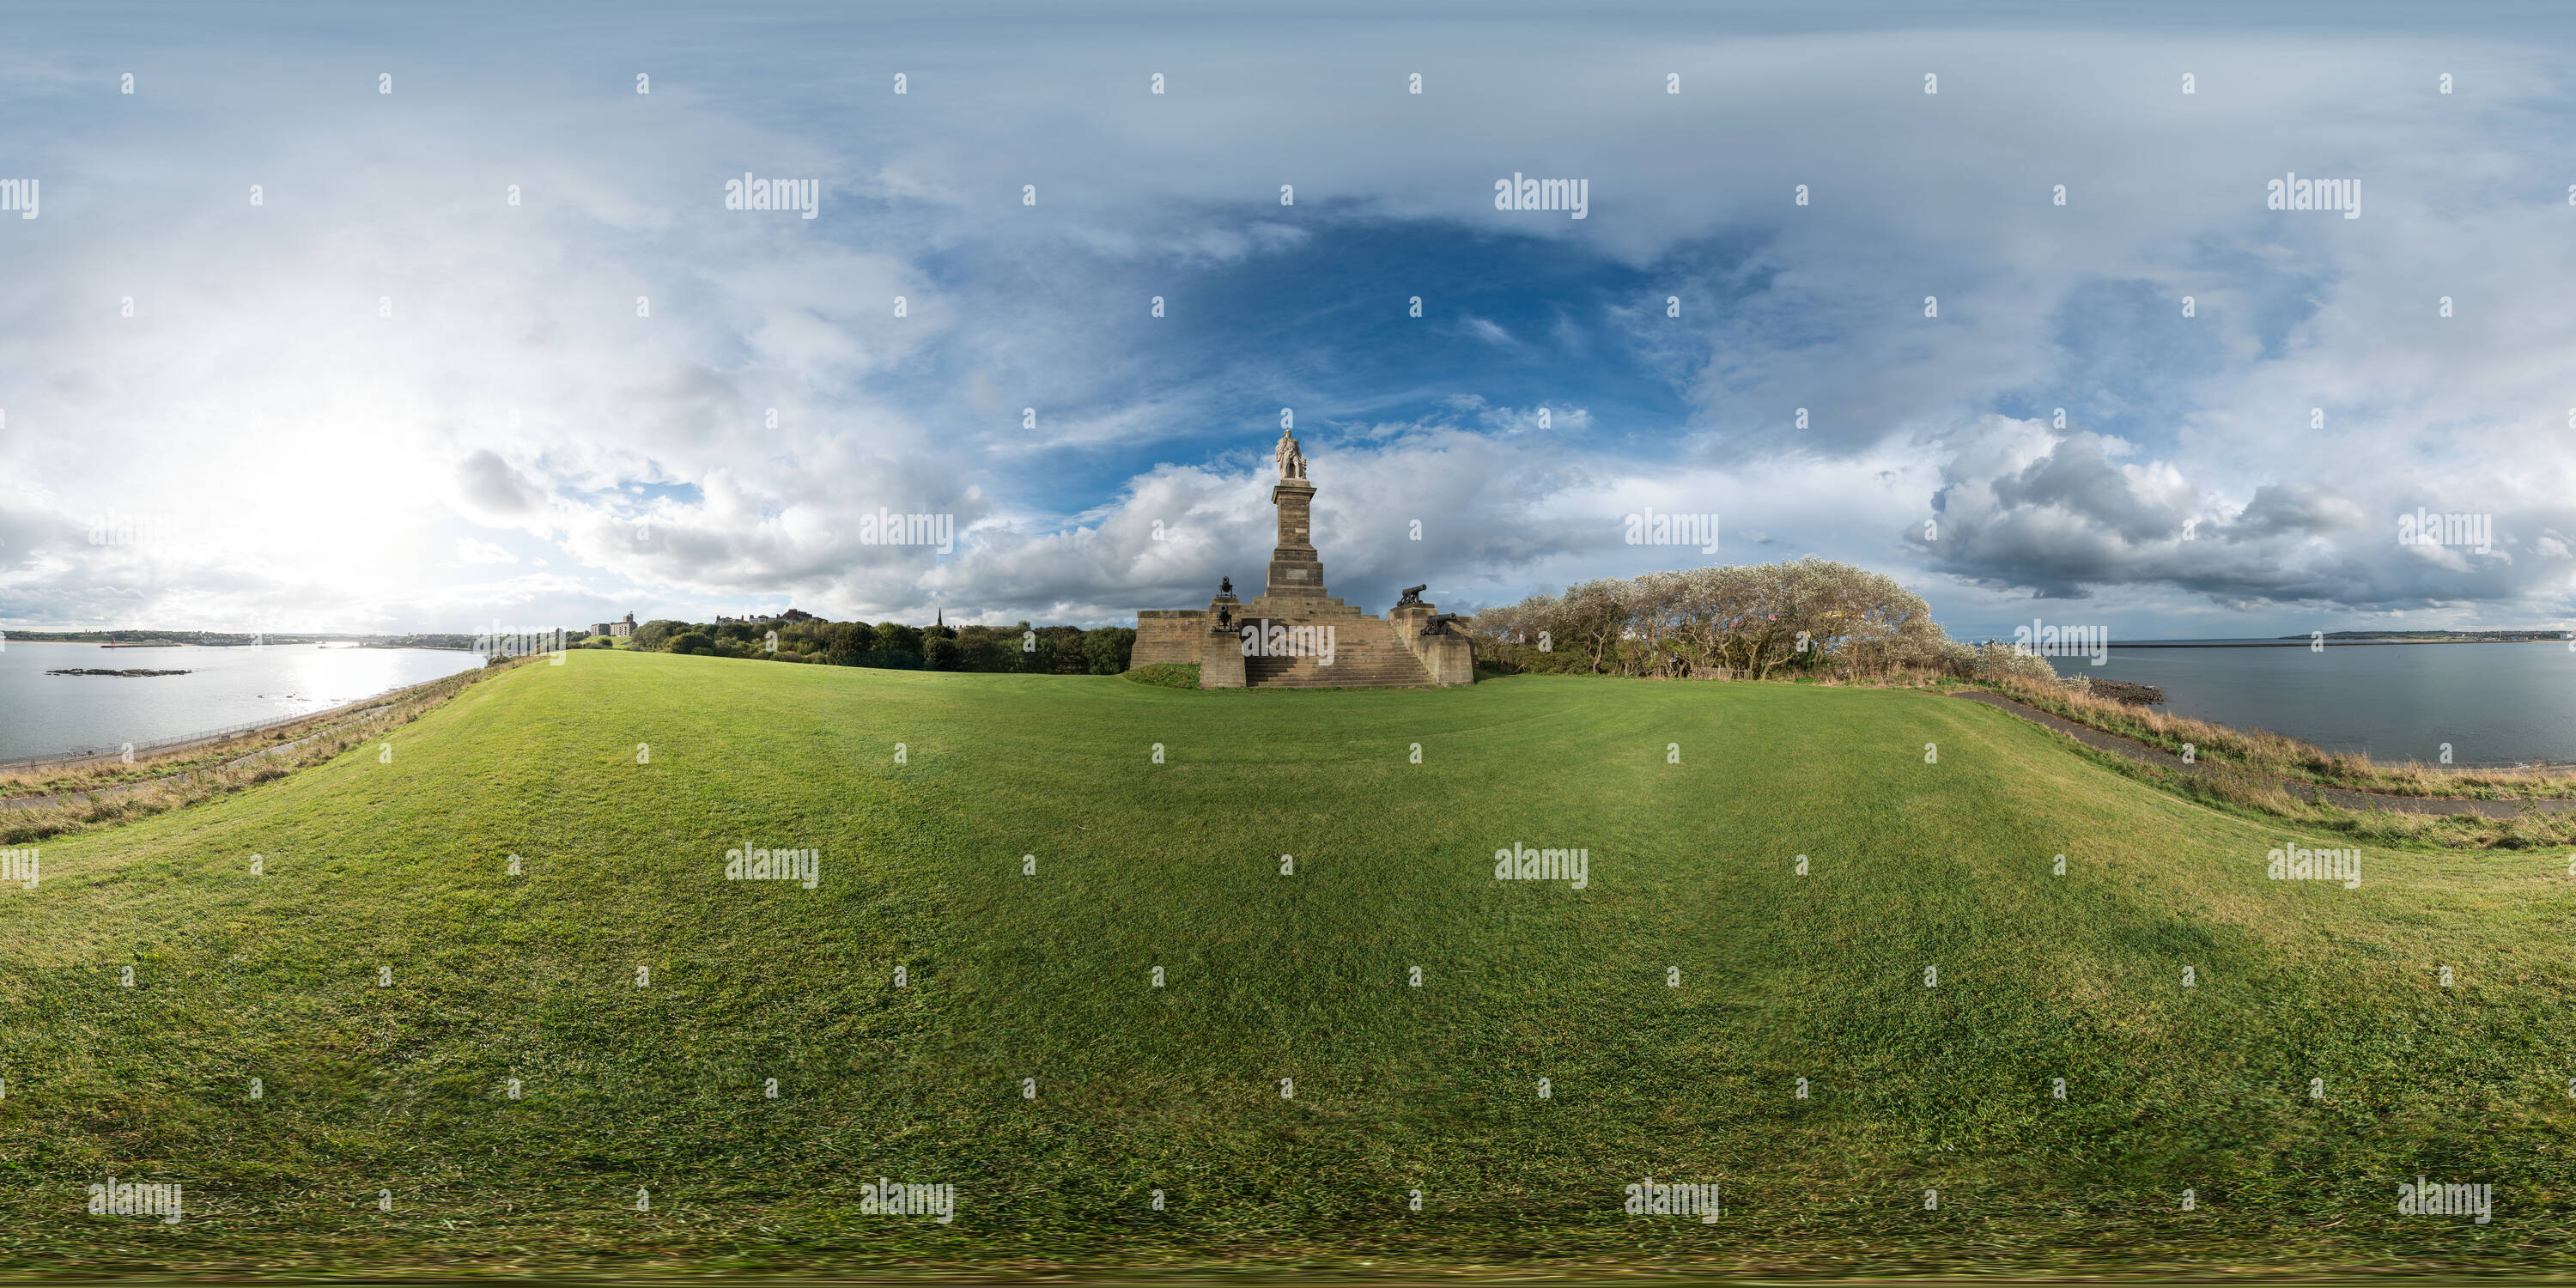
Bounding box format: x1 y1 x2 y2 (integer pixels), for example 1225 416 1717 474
1266 478 1327 600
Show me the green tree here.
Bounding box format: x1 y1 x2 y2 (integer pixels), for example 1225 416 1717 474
1081 627 1136 674
632 619 690 650
872 622 923 655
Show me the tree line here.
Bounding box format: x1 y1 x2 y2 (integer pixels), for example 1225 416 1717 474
610 617 1137 674
1469 556 2055 684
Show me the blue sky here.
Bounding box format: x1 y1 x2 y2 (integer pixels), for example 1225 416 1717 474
6 1 2576 641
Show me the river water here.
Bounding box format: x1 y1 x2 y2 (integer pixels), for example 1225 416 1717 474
2043 640 2576 766
0 641 486 763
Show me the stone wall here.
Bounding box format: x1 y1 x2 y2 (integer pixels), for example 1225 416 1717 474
1132 611 1206 667
1200 635 1248 687
1386 604 1476 686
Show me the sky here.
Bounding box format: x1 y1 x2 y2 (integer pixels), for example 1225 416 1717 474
4 0 2576 641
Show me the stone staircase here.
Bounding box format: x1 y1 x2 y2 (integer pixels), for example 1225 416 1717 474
1241 613 1436 689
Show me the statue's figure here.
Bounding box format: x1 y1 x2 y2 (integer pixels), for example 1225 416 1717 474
1394 584 1427 608
1275 428 1307 481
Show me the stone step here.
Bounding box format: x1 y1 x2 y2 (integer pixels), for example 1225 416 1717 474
1243 643 1434 688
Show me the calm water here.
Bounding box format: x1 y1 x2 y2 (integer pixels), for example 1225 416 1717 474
2043 641 2576 766
0 641 486 763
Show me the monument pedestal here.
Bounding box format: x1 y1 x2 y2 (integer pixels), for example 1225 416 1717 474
1388 603 1476 686
1200 629 1248 687
1266 477 1327 602
1129 426 1470 690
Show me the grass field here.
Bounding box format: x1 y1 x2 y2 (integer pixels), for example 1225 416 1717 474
1 649 2569 1278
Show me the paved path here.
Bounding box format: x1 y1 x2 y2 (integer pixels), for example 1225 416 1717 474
1947 690 2576 819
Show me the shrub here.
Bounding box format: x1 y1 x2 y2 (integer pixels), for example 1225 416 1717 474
1083 627 1137 674
1123 663 1200 689
1966 641 2058 686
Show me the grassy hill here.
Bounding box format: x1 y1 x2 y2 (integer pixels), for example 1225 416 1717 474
0 650 2568 1277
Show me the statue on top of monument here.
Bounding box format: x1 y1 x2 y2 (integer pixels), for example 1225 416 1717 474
1274 426 1307 481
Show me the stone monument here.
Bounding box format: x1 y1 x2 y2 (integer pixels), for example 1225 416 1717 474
1129 428 1473 689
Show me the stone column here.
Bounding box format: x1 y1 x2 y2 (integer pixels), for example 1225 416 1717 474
1267 478 1325 600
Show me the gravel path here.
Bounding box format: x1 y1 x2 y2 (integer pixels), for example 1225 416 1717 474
1947 689 2576 819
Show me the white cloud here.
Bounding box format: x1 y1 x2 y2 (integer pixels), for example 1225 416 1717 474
454 538 519 565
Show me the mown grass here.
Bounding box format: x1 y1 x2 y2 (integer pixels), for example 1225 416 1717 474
0 652 2568 1278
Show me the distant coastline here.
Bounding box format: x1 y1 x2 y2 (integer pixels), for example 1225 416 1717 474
2114 635 2568 648
2 629 488 650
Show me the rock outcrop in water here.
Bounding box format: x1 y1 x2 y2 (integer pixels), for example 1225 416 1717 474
2089 678 2164 706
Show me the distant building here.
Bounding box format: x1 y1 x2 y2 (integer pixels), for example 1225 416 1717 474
588 612 635 639
780 608 817 623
